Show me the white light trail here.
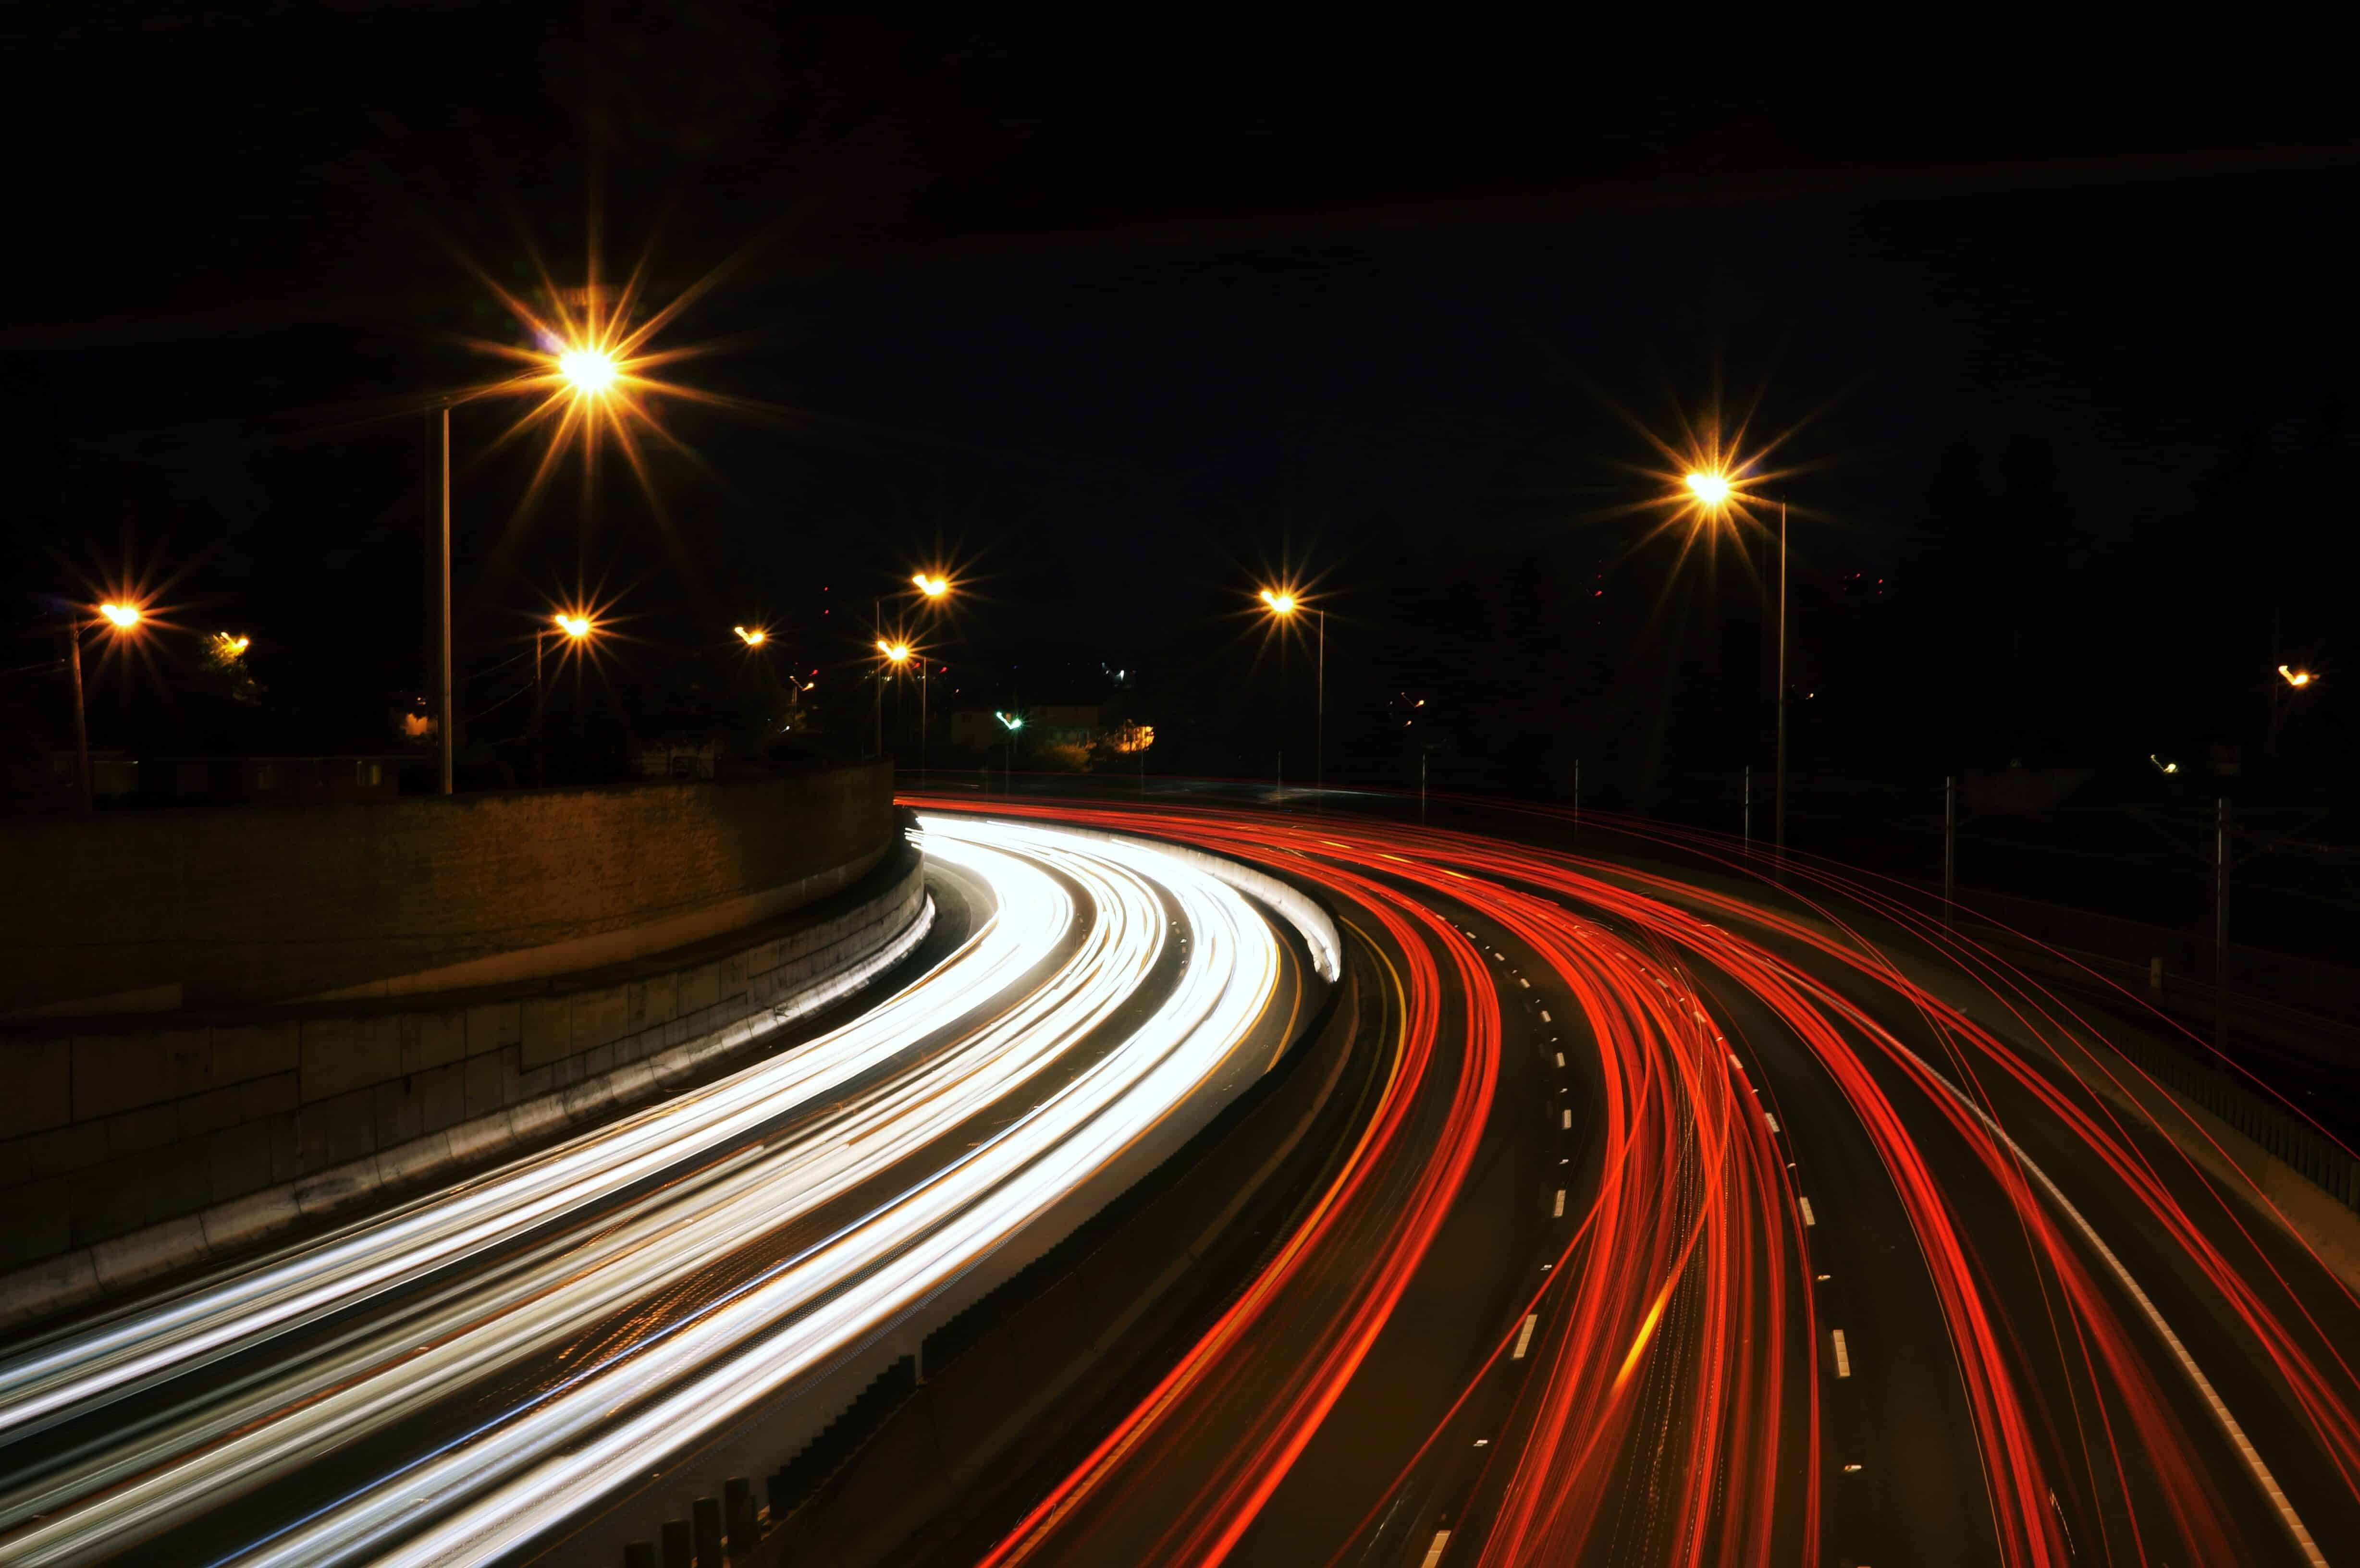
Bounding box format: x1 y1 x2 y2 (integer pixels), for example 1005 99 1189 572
0 818 1291 1568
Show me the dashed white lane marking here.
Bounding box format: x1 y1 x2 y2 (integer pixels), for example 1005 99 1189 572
1729 1052 1744 1070
1518 977 1530 989
1553 1188 1566 1217
1421 1529 1452 1567
1555 1052 1564 1067
1512 1313 1539 1359
1831 1328 1853 1378
1799 1197 1817 1227
1561 1108 1572 1129
1539 1009 1551 1022
1911 1054 2330 1568
1765 1113 1781 1134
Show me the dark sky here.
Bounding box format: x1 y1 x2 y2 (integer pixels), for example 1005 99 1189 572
4 7 2355 796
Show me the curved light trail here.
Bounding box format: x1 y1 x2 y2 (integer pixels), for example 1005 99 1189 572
916 793 2360 1568
0 817 1302 1567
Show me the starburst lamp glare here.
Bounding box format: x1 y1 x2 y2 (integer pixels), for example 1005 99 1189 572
555 613 594 640
98 602 143 629
558 347 618 396
1684 471 1732 507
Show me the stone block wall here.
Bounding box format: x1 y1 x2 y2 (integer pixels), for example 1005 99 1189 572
0 763 894 1014
0 845 926 1319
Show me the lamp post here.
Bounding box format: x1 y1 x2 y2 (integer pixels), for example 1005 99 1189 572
1685 472 1787 861
434 345 620 796
532 612 594 784
2269 663 2317 756
996 710 1024 793
1258 588 1323 799
876 640 912 761
911 573 952 781
64 601 144 814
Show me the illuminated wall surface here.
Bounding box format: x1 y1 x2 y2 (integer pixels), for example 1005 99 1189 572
0 764 896 1015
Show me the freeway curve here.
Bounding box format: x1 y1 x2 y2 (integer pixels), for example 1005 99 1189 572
0 815 1327 1566
901 790 2360 1568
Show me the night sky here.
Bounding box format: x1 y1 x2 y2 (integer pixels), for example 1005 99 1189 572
5 9 2354 810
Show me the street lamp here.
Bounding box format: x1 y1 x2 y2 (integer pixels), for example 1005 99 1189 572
909 573 954 776
531 611 595 783
64 600 144 813
433 341 624 797
1258 587 1324 799
875 639 913 760
996 709 1024 792
1685 468 1789 860
558 348 618 396
734 625 767 648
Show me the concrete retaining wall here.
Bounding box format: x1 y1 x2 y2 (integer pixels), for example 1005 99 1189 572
0 763 895 1014
0 845 927 1325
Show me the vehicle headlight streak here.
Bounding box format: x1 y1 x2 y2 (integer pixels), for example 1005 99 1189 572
0 820 1287 1568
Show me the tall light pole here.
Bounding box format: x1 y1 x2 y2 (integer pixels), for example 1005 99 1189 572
435 345 621 796
533 612 594 784
64 601 144 814
1259 587 1323 799
1685 471 1788 861
876 640 912 760
996 710 1024 792
911 573 952 780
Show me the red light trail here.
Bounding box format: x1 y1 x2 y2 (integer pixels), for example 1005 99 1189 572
910 791 2359 1568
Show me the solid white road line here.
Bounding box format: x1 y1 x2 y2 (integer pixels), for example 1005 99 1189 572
1903 1041 2330 1568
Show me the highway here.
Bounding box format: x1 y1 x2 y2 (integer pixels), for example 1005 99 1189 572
5 794 2356 1568
0 816 1322 1567
903 792 2360 1568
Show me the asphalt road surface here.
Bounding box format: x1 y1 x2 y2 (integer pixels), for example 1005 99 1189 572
910 789 2360 1568
6 790 2354 1568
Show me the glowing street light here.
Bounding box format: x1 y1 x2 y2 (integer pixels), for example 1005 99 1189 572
906 575 956 772
1257 585 1324 799
734 625 767 648
64 599 146 813
1684 470 1733 508
210 632 250 658
529 611 598 785
557 346 619 397
2278 664 2315 688
873 639 915 759
1680 466 1789 860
